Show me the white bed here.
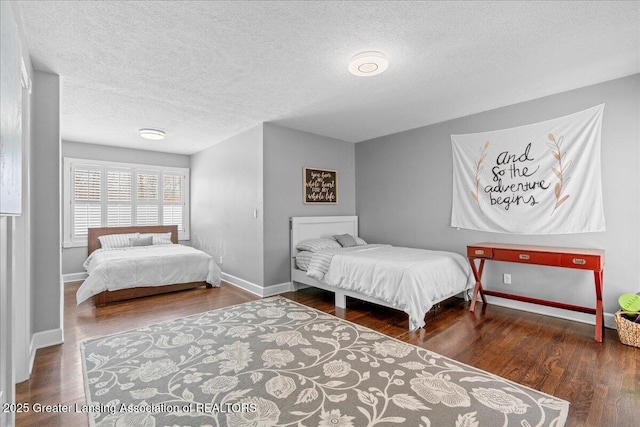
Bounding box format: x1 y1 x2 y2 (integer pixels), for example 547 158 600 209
290 216 473 330
78 225 221 306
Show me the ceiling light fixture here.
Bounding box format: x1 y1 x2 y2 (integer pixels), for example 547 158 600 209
139 128 166 140
348 51 388 77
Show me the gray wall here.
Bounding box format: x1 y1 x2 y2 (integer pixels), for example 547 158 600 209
356 74 640 323
190 125 265 286
33 71 62 333
263 123 356 287
61 141 190 274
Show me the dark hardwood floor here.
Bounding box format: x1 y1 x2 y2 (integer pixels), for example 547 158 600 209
16 282 639 426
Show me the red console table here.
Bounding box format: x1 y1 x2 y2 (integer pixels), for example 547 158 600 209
467 242 605 342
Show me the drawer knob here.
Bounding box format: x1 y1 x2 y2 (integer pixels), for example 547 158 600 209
573 258 586 265
518 254 530 260
474 250 485 255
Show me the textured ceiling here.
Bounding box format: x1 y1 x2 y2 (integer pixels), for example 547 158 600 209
17 1 640 155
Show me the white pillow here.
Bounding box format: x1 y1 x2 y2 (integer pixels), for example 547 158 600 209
296 238 342 252
295 251 314 271
98 233 140 249
354 236 367 245
333 233 368 247
140 232 173 245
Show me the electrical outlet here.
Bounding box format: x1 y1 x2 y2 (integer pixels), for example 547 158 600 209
503 273 512 284
219 256 223 264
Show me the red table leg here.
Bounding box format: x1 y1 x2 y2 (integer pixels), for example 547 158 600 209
594 270 604 342
469 258 486 313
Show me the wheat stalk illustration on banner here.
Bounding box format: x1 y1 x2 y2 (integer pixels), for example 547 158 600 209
547 133 572 215
471 141 489 214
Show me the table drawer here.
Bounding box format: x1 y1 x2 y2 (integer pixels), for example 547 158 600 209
493 249 561 266
560 254 602 270
467 246 493 258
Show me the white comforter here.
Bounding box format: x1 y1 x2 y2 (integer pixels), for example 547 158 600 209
77 244 221 304
307 245 474 330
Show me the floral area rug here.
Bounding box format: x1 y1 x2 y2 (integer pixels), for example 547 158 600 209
81 296 569 426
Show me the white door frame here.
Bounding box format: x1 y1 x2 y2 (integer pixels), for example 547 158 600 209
0 217 13 427
12 60 32 383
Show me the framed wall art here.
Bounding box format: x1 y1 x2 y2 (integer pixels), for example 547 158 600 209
303 167 337 204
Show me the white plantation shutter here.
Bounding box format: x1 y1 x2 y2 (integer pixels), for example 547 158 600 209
163 174 182 203
73 204 101 238
137 171 159 201
107 168 132 226
64 158 189 246
74 167 101 201
72 166 102 238
107 169 131 202
107 205 132 227
136 205 159 225
163 205 183 231
162 173 184 230
137 171 160 225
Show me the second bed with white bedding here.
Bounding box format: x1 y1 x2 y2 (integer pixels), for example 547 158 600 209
301 244 474 330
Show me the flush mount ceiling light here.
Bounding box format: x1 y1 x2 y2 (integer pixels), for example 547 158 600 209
348 51 388 77
139 128 166 140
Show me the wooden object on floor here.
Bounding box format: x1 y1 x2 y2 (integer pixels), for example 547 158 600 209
467 242 605 342
88 225 210 306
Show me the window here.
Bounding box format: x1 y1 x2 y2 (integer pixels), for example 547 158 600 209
63 158 190 247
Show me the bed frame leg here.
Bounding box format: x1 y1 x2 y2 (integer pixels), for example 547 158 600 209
94 293 106 307
463 289 470 302
335 292 346 308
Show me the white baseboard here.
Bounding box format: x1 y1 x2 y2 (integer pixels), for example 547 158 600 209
221 273 264 297
63 272 87 283
28 335 36 376
32 328 63 352
221 273 295 298
26 329 63 378
484 296 617 330
604 312 616 330
263 281 294 297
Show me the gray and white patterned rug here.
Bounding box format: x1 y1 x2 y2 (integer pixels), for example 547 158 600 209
81 297 569 426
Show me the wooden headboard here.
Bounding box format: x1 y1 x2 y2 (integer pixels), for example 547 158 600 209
87 225 179 255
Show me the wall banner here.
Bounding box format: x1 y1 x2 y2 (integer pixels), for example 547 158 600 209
451 104 605 234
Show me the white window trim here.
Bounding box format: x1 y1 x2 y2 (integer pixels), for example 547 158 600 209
63 157 190 248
